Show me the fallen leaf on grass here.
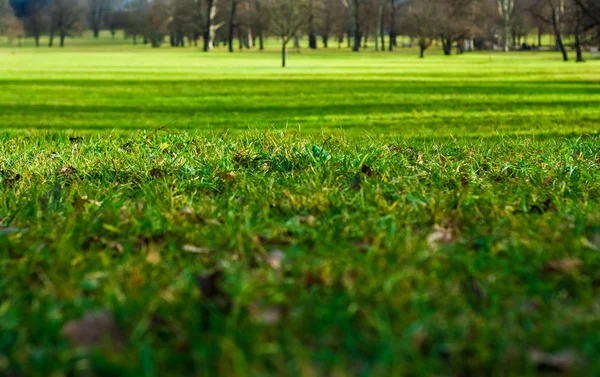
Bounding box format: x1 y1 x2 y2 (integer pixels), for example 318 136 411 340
529 349 581 372
267 250 285 270
73 196 101 211
223 171 237 181
427 225 454 248
361 164 374 177
146 243 161 265
298 215 316 226
183 244 211 254
0 168 21 186
57 165 78 177
255 305 285 326
543 258 582 274
149 168 164 179
62 311 123 348
109 241 124 253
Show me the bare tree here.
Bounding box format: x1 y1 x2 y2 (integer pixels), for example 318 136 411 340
23 1 47 46
48 0 87 47
267 0 310 67
401 0 439 57
226 0 238 52
532 0 569 60
0 0 11 20
498 0 515 51
88 0 108 38
203 0 221 51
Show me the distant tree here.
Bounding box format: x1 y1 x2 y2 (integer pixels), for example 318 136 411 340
267 0 309 67
87 0 109 38
375 0 385 51
24 0 47 46
226 0 238 52
532 0 569 60
498 0 515 51
169 0 200 47
250 0 268 50
146 0 170 47
0 0 11 35
401 0 438 57
203 0 219 51
106 0 126 39
123 0 148 44
48 0 87 47
2 14 24 43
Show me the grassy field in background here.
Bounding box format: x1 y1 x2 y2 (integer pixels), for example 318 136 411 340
1 39 599 135
2 40 600 376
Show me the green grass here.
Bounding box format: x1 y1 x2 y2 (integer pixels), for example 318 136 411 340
2 41 600 376
3 131 600 376
1 42 599 135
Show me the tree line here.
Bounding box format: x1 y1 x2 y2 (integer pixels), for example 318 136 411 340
1 0 599 66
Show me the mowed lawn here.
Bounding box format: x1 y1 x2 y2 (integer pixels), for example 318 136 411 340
3 44 600 376
0 45 599 135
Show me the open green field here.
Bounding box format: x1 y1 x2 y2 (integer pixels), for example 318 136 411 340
1 44 599 135
2 43 600 376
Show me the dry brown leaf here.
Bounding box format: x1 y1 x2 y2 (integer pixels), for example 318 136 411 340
183 244 211 254
146 243 161 265
109 241 124 253
149 168 164 179
361 164 374 177
258 306 284 325
73 196 101 211
298 215 316 226
543 258 582 274
57 165 78 176
427 225 454 248
267 250 285 270
223 172 237 180
61 311 123 348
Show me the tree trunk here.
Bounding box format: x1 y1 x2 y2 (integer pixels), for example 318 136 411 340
322 36 328 48
228 0 237 53
93 28 100 38
352 0 361 52
309 34 317 49
259 32 264 50
575 32 584 62
282 42 287 68
442 37 452 56
420 42 425 58
60 30 66 47
503 23 510 52
48 29 54 47
538 28 542 47
389 0 395 51
204 0 215 52
551 6 568 61
35 35 40 47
